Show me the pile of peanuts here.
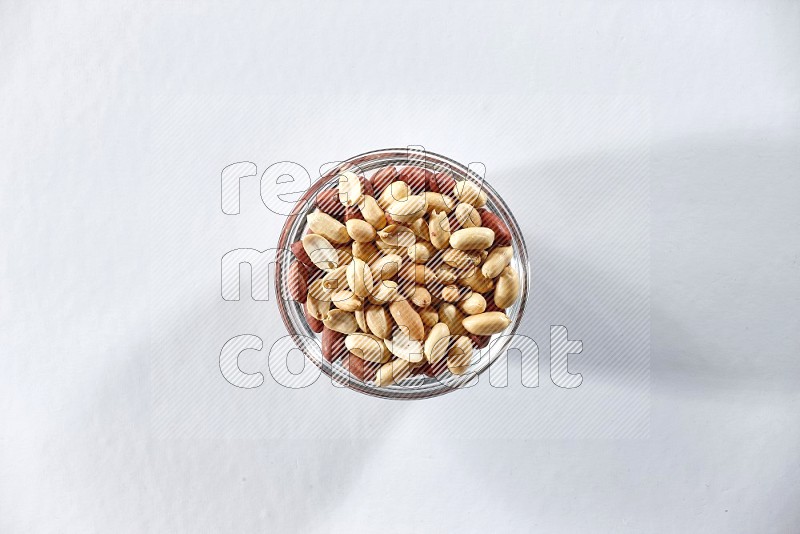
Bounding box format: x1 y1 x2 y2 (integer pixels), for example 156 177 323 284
286 164 521 387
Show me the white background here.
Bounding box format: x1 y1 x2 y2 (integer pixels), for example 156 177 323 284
1 1 799 532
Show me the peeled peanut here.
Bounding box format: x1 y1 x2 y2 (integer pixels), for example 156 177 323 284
375 358 411 386
321 264 348 292
306 280 332 321
335 248 353 268
345 333 391 363
450 227 495 250
398 263 436 285
307 210 350 244
346 257 374 298
389 299 425 340
378 180 410 210
494 265 520 308
386 194 426 223
322 309 358 334
460 292 487 315
423 192 456 214
408 242 435 264
462 311 511 335
419 306 439 328
408 218 430 242
482 246 513 279
346 218 377 243
458 268 495 293
453 203 481 228
369 280 399 304
434 265 456 285
370 254 403 281
439 302 466 336
352 241 379 263
365 304 393 339
331 289 362 312
385 330 425 363
441 284 463 303
302 234 339 271
337 171 364 207
447 336 473 375
378 224 416 249
354 307 367 332
453 180 487 207
410 286 432 308
424 322 450 363
428 210 451 250
443 248 480 269
359 195 387 229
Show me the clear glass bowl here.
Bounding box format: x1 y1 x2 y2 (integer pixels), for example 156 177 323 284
275 148 530 399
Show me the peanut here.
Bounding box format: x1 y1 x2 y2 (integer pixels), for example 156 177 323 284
450 227 495 251
302 234 339 271
453 179 487 207
428 210 451 250
346 257 374 298
388 299 425 341
494 265 520 308
482 246 513 278
424 322 450 363
307 210 350 244
322 309 358 334
344 333 391 363
337 171 364 207
375 358 411 386
462 312 511 335
346 218 377 243
447 335 473 375
386 194 427 223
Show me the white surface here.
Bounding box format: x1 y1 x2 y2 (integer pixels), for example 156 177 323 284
1 1 799 532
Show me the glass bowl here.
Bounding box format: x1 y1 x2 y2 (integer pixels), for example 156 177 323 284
275 148 529 399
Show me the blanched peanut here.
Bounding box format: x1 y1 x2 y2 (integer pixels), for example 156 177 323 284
453 203 481 228
375 358 411 386
424 322 450 363
346 218 377 243
378 181 410 210
462 312 511 335
410 286 432 308
307 210 350 244
428 210 451 250
389 299 425 341
460 292 487 315
358 195 387 229
449 227 495 251
447 336 473 375
408 242 435 264
369 280 399 304
322 309 358 334
482 246 513 279
370 254 403 281
302 234 339 271
346 257 374 298
338 171 364 207
365 304 393 339
385 330 425 363
386 194 426 223
345 333 390 363
453 180 487 207
494 265 521 308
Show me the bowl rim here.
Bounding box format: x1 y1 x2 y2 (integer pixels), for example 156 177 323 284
274 147 530 400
